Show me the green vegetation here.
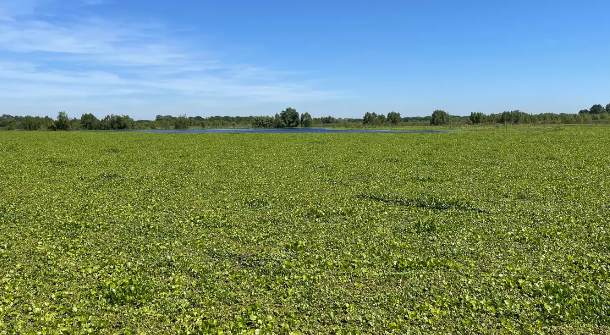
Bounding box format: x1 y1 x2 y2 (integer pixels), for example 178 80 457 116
251 108 311 129
173 115 191 130
1 127 609 333
362 112 387 125
386 111 401 125
430 110 450 126
300 112 313 128
279 107 300 128
4 101 610 131
49 111 72 131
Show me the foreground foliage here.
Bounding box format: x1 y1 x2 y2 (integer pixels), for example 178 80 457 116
1 126 609 333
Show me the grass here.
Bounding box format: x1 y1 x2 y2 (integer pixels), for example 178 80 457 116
1 126 609 333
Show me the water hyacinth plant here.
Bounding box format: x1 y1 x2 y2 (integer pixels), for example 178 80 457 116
0 126 609 333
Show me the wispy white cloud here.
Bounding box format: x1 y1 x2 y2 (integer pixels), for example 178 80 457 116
0 0 341 117
0 58 336 102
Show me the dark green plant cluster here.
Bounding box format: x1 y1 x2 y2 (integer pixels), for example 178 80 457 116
252 107 312 128
49 111 72 131
361 111 405 125
317 115 338 124
100 276 151 306
173 115 190 130
579 103 610 115
430 110 450 125
0 127 609 333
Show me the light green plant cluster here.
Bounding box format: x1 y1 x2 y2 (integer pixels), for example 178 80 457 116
0 127 609 333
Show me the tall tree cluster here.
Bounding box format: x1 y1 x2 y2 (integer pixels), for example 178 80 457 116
363 111 402 125
578 104 610 115
1 112 136 131
430 110 450 125
252 107 313 128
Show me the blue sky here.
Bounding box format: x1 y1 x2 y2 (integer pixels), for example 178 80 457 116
1 0 609 119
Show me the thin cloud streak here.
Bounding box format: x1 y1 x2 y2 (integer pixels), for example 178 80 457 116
0 0 342 116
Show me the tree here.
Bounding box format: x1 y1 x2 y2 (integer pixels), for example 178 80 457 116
252 116 274 128
21 116 41 131
605 103 610 113
279 107 300 127
319 116 337 124
300 112 313 127
54 111 71 131
0 115 12 129
469 112 484 124
100 114 135 130
81 113 99 130
70 117 81 130
510 110 528 124
363 112 386 125
590 104 604 114
387 111 401 125
174 115 189 129
430 110 449 126
273 113 285 128
363 112 374 125
579 109 590 115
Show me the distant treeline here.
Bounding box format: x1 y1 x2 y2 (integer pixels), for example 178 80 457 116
0 109 316 131
428 103 610 126
2 103 610 131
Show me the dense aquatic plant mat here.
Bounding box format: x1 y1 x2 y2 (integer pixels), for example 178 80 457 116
1 126 610 333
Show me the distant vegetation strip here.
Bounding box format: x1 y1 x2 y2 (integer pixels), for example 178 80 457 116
2 103 610 131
